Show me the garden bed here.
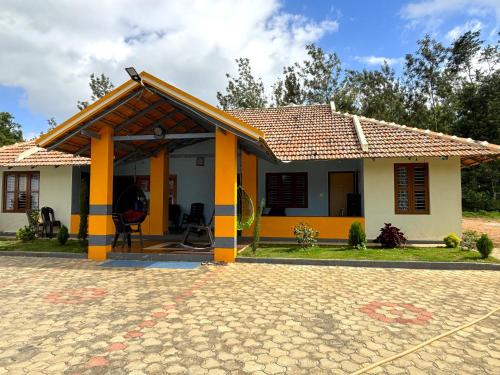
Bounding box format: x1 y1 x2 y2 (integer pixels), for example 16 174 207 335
0 238 87 253
239 245 499 263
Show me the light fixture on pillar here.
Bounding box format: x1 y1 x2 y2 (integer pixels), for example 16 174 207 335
153 125 167 139
125 67 142 82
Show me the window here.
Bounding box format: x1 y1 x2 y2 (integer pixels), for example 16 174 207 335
266 172 308 208
3 172 40 213
394 164 429 214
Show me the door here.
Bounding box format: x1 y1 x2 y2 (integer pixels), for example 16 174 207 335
329 172 355 216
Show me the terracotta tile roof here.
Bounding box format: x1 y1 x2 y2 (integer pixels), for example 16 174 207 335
0 141 90 167
228 104 500 162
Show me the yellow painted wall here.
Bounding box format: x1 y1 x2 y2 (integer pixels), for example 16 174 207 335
259 216 364 239
363 157 462 241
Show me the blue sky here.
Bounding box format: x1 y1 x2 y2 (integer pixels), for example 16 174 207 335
0 0 498 139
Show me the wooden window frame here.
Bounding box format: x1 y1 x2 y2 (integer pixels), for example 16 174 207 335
3 171 40 213
265 172 308 209
394 163 430 215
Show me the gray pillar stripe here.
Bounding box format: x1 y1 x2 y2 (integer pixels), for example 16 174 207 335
215 236 237 249
88 234 114 246
89 205 113 215
215 205 236 216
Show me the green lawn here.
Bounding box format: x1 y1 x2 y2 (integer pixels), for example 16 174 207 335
0 238 87 253
463 210 500 220
239 245 499 263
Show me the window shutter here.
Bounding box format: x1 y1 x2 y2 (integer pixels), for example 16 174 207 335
394 164 429 215
266 172 308 208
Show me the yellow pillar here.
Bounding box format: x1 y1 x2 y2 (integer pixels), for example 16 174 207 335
88 126 114 260
241 152 257 237
214 129 238 262
149 149 169 236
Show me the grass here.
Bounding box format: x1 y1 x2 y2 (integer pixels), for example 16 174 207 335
239 244 499 263
0 238 87 253
463 210 500 220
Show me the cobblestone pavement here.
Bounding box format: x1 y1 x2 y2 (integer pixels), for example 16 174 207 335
0 257 498 374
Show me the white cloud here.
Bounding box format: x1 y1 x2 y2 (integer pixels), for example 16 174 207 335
446 19 483 42
0 0 338 129
401 0 500 21
355 56 403 66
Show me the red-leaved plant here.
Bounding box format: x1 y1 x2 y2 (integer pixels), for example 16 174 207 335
375 223 407 248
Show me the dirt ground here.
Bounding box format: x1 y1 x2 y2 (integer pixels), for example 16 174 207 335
462 217 500 247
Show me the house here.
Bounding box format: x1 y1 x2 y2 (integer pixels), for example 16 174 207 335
2 71 496 262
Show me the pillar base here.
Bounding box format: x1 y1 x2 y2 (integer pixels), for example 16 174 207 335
214 248 237 263
88 245 111 261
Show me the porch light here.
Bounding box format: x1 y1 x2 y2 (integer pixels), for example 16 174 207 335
282 160 292 164
153 125 167 139
125 67 141 82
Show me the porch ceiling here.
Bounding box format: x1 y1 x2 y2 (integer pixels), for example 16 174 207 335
36 72 276 164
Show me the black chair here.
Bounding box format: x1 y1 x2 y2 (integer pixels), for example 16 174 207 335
40 207 61 238
26 209 43 237
180 203 205 229
112 213 132 250
181 210 215 250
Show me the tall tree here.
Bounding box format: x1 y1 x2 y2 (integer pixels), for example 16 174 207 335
0 112 23 146
404 35 454 131
217 58 267 109
448 30 482 83
273 65 303 106
342 62 407 123
77 73 115 110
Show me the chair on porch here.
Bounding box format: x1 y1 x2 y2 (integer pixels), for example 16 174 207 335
40 207 61 238
112 213 145 251
180 203 205 230
180 210 215 250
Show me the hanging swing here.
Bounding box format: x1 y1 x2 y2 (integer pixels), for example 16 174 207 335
237 185 254 231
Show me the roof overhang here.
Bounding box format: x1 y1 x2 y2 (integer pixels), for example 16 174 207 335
36 71 276 163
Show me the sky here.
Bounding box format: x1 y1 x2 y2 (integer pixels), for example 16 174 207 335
0 0 499 140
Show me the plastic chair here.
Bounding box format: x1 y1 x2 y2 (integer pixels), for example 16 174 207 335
40 207 61 238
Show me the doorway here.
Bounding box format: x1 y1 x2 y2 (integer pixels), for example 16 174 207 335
329 172 359 217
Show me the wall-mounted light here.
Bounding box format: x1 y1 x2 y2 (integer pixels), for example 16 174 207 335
282 160 292 164
125 67 141 82
153 125 167 139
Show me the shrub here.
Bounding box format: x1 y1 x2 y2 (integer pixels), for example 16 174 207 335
476 234 493 259
444 233 461 248
251 198 265 255
461 230 480 251
348 222 366 249
78 179 89 240
375 223 407 248
16 226 36 242
57 225 69 245
293 222 318 250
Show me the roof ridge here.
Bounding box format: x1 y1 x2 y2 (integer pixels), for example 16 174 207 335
330 110 500 152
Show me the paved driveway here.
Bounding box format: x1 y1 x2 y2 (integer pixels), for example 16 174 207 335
0 257 498 374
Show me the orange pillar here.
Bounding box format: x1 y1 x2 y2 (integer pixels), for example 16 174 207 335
149 149 169 236
88 126 114 260
214 129 238 262
241 151 257 237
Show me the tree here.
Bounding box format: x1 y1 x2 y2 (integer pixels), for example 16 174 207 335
448 30 482 83
273 65 303 106
77 73 115 110
217 58 267 109
404 35 454 131
342 62 407 123
0 112 23 146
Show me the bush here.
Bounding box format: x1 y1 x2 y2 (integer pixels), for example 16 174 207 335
461 230 480 251
348 222 366 249
251 199 265 255
16 226 36 242
476 234 493 259
293 222 318 250
57 225 69 245
444 233 461 248
375 223 407 248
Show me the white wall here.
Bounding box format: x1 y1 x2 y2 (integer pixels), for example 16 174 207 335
363 157 462 241
0 166 73 233
258 159 364 216
115 140 215 223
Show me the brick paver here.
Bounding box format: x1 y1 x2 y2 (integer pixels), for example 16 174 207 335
0 256 498 374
